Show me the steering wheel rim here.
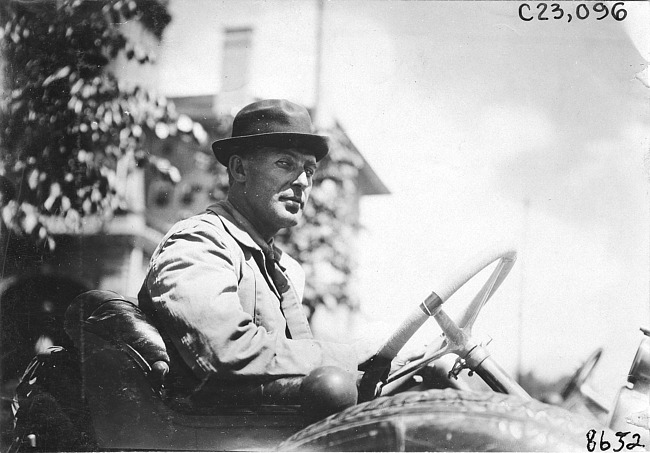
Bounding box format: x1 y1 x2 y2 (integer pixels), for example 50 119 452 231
358 242 518 401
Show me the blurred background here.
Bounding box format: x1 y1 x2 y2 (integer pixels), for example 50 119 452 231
1 0 649 440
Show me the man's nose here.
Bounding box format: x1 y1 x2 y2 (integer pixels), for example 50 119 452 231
292 171 310 188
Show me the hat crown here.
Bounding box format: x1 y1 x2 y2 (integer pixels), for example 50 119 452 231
232 99 314 137
211 99 329 165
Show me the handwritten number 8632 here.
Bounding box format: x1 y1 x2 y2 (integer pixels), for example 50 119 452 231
586 430 645 452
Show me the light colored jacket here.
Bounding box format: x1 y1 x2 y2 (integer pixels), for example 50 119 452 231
139 200 357 381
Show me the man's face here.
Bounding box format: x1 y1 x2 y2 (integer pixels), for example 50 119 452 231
239 147 317 237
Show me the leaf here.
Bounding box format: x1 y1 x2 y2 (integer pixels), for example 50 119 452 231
192 122 208 144
42 66 70 86
177 114 193 133
155 122 169 139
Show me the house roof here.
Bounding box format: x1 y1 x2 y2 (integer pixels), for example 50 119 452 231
329 121 390 196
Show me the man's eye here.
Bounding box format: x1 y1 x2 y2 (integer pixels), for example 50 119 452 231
305 168 315 177
277 160 292 168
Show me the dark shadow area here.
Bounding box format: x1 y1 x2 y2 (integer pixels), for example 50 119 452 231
1 272 89 449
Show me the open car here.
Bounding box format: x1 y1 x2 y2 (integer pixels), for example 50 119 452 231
7 244 649 451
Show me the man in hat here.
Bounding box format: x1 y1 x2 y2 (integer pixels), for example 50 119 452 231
138 99 382 405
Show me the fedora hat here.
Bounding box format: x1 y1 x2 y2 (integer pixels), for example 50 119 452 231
211 99 329 166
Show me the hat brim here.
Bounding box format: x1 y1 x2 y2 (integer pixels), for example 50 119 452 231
212 132 329 166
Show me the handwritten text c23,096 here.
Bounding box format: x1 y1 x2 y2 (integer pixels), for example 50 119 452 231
518 2 627 22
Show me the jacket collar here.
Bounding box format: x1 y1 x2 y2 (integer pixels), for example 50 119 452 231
206 200 283 261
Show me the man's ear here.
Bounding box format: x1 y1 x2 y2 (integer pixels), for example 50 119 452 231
228 154 247 183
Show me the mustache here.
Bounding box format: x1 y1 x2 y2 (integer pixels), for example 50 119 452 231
281 195 303 202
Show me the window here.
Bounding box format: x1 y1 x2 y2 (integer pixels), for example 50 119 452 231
222 27 253 93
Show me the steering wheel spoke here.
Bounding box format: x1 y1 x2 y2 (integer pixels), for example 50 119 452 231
454 254 514 333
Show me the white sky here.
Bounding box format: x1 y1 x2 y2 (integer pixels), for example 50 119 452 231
151 0 650 400
316 1 650 399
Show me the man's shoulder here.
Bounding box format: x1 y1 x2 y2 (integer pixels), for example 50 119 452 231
162 210 233 246
164 204 260 256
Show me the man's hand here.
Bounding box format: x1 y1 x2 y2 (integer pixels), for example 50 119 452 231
354 339 428 401
390 345 427 374
353 336 426 373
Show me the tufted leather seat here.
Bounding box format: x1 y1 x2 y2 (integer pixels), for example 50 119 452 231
64 290 171 393
63 290 357 411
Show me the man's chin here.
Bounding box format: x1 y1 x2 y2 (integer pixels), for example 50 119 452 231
279 211 301 228
268 204 303 229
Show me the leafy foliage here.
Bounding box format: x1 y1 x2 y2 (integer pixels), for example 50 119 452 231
0 0 205 253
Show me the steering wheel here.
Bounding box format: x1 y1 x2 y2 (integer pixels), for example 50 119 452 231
358 242 530 402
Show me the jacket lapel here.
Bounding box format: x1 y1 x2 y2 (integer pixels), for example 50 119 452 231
206 203 312 339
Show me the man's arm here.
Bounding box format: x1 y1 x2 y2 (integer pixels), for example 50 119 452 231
143 218 358 381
